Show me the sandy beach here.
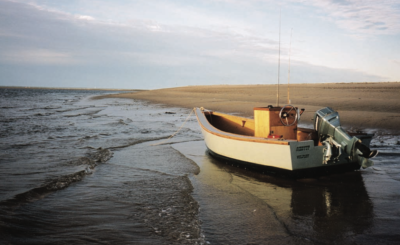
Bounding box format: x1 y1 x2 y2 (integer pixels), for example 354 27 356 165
98 82 400 133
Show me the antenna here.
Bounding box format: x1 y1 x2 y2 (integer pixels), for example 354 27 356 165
276 9 281 107
287 28 292 104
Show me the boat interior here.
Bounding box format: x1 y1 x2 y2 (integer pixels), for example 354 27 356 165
203 105 319 146
203 105 367 147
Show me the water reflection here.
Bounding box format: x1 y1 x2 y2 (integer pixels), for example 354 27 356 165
206 150 374 243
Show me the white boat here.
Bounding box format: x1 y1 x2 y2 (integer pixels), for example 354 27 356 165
195 105 377 177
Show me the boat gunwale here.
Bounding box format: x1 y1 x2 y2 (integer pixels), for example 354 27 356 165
195 108 297 146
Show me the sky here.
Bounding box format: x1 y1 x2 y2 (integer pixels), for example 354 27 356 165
0 0 399 89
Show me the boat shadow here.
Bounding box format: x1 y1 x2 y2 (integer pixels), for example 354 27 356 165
204 149 374 242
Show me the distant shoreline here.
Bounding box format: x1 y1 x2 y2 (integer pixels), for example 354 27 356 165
0 86 145 92
96 82 400 134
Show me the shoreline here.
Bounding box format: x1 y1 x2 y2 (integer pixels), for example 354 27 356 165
0 86 145 92
97 82 400 134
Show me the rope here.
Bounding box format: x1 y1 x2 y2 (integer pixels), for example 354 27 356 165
151 108 195 146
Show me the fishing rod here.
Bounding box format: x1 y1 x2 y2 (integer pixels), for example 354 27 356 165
287 28 292 104
276 9 281 107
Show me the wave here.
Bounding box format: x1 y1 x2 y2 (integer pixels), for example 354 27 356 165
34 112 54 116
108 136 172 150
63 109 104 118
376 152 400 157
0 148 113 210
55 106 95 113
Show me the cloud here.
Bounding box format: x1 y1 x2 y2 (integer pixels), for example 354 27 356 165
77 15 95 21
0 0 278 65
2 48 77 65
206 0 400 36
290 60 386 83
0 0 389 89
294 0 400 36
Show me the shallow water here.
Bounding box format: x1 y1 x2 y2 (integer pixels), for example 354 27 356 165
0 88 204 244
1 88 399 244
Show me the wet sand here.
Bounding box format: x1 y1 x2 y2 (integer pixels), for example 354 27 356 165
97 82 400 133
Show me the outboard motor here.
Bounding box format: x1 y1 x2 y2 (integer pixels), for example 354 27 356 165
314 107 378 167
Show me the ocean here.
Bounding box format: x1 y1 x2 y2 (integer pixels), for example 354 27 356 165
1 88 399 244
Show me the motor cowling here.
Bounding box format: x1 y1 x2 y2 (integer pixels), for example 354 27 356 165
314 107 377 167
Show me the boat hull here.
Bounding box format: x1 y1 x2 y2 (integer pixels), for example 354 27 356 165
206 147 361 178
